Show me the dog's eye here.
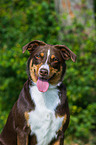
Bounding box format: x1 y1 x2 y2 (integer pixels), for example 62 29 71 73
51 55 58 63
51 58 59 67
53 58 58 63
35 55 40 59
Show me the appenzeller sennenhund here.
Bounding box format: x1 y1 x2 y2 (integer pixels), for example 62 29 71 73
0 40 76 145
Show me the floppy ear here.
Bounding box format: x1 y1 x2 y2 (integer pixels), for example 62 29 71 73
55 45 77 62
22 40 46 54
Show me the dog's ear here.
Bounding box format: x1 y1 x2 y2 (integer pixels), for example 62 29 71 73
55 45 77 62
22 40 46 54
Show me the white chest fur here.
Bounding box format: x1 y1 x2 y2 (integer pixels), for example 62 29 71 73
28 85 64 145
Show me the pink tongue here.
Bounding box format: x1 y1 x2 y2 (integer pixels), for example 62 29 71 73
37 79 49 92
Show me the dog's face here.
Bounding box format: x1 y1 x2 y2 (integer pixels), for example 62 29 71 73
23 40 76 92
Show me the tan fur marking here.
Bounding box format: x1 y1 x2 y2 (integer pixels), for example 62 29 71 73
55 113 67 132
29 59 42 83
26 136 28 145
40 53 44 57
49 65 63 85
17 135 20 145
51 55 55 59
24 112 29 127
60 114 67 131
17 135 28 145
34 63 43 77
29 59 37 83
53 140 60 145
62 114 67 125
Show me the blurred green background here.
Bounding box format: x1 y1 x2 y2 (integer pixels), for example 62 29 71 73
0 0 96 144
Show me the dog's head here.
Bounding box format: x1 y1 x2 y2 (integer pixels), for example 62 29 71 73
23 40 76 92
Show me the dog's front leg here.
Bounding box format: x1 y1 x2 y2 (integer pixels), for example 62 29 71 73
53 140 61 145
17 133 28 145
53 137 64 145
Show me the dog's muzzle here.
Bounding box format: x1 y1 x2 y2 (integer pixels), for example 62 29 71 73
39 68 48 77
37 64 50 92
39 64 49 78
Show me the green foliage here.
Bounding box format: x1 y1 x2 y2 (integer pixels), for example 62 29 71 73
0 0 96 143
60 11 96 142
60 10 96 143
0 111 8 131
69 103 96 140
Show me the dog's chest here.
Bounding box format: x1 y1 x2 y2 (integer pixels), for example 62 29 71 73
28 85 64 145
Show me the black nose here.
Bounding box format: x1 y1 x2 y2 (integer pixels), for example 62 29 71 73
40 68 48 76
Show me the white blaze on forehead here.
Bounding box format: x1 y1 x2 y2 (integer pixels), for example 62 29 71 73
48 49 50 56
45 49 50 64
39 49 50 74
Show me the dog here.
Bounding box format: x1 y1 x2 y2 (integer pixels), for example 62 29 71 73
0 40 76 145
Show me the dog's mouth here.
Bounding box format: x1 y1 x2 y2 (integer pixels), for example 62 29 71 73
36 73 56 92
34 68 56 92
37 78 49 92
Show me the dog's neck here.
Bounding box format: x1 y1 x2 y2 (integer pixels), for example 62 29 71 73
29 84 61 111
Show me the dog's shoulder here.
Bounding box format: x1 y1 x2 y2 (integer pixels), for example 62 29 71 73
57 83 67 103
17 79 35 110
12 80 35 133
55 83 69 117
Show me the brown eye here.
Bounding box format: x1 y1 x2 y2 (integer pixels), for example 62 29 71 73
51 55 58 63
35 55 40 59
51 58 59 67
54 58 58 63
53 58 58 63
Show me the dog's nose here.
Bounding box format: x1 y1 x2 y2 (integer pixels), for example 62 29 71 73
40 68 48 76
